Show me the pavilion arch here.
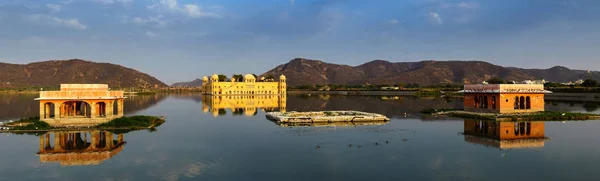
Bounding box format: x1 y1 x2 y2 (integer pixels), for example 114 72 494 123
526 96 531 109
43 102 56 119
514 96 519 109
60 101 92 118
96 102 107 118
113 100 120 116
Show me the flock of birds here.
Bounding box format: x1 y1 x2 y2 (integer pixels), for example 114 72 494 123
315 138 410 150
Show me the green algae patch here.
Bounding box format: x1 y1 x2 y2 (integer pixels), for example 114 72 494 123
2 117 52 130
95 116 165 129
1 116 166 133
496 111 600 121
426 109 600 121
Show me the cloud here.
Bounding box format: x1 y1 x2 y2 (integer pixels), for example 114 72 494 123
457 1 479 9
61 0 74 4
389 19 399 25
183 4 221 18
290 0 295 7
149 0 221 19
27 14 87 30
428 12 443 25
92 0 132 5
46 4 61 13
53 17 87 30
146 30 158 38
133 15 167 27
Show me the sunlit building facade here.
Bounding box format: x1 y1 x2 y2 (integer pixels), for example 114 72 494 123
35 84 125 127
202 74 286 95
460 84 551 114
202 95 286 117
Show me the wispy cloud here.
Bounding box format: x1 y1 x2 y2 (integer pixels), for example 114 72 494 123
92 0 132 5
133 15 167 27
290 0 295 7
428 12 443 25
61 0 74 4
389 19 399 25
46 4 61 13
457 1 479 9
149 0 221 19
146 30 158 38
27 14 88 30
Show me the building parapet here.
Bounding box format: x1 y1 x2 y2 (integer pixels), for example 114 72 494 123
460 84 552 94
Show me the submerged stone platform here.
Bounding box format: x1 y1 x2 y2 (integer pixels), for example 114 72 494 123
266 111 390 123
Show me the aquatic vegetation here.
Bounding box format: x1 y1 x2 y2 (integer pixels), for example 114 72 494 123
426 109 600 121
420 108 461 114
1 116 165 132
3 117 52 130
96 116 165 129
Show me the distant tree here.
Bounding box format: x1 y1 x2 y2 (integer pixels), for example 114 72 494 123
544 82 564 88
232 74 243 82
583 102 599 112
582 79 598 87
406 83 420 88
264 74 275 82
218 74 228 82
252 74 258 79
487 77 505 84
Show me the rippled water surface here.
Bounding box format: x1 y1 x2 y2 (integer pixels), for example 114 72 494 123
1 93 600 181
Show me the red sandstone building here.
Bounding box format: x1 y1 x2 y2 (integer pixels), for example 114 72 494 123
460 84 551 114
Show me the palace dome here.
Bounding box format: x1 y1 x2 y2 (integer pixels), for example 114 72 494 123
202 76 208 81
211 74 218 79
244 74 256 80
279 74 286 80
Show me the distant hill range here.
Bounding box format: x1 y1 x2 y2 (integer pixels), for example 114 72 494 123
0 59 167 88
171 78 203 87
261 58 600 86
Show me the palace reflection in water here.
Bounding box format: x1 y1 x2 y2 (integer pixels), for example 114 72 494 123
463 120 548 150
201 95 286 117
37 131 125 166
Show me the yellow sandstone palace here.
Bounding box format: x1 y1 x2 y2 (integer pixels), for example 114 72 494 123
202 74 287 95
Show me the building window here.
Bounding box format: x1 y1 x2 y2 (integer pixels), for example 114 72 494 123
520 96 525 109
514 96 519 109
492 96 496 109
483 96 488 109
526 96 531 109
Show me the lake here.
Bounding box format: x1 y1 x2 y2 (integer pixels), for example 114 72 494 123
1 93 600 181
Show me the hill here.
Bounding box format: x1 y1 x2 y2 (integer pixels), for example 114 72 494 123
171 78 203 87
261 58 600 86
0 59 167 88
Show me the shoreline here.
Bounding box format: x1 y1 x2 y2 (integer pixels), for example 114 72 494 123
430 110 600 121
0 115 166 133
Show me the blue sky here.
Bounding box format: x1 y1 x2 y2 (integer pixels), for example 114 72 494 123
1 0 599 84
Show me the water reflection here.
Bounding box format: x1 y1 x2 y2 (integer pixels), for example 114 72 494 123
37 131 125 166
286 94 462 118
201 95 286 117
462 120 548 150
276 121 389 127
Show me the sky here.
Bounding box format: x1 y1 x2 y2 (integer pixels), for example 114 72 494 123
1 0 599 84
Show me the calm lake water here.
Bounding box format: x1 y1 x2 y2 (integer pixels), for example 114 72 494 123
1 93 600 181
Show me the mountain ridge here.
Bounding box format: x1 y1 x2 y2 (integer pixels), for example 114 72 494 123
0 59 167 88
260 58 600 86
